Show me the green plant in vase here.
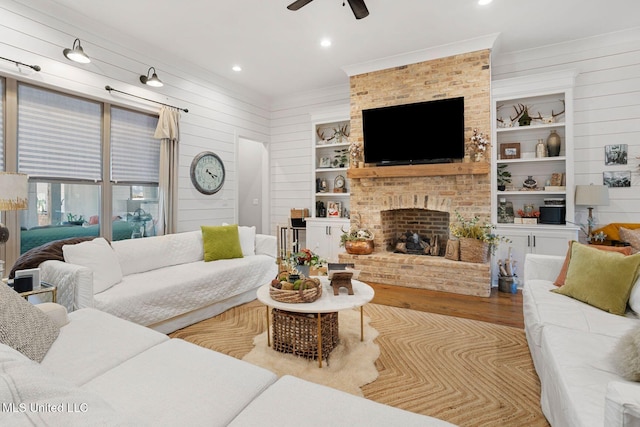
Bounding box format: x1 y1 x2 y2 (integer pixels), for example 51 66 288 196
497 164 512 191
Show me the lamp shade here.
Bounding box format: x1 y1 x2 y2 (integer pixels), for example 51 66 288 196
575 184 609 207
0 172 28 211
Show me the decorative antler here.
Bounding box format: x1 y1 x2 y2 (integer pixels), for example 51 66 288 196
551 100 565 118
509 104 527 122
316 127 326 140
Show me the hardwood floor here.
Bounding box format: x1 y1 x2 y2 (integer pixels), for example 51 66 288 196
369 282 524 329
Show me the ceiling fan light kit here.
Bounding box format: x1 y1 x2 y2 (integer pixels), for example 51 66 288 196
287 0 369 19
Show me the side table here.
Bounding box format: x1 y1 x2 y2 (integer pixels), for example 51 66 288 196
15 282 57 303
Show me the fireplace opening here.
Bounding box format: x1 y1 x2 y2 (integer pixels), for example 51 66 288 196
381 209 449 257
394 230 440 256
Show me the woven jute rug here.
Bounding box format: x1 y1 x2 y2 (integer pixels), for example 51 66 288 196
170 300 548 427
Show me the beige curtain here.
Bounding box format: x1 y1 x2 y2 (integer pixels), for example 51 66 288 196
154 107 180 235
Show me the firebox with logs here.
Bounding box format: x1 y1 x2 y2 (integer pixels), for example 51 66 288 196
394 231 441 256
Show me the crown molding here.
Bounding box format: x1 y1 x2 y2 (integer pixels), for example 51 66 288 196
342 33 500 77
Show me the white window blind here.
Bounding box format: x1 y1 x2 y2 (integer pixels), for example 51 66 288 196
0 78 4 171
17 84 101 180
111 107 159 183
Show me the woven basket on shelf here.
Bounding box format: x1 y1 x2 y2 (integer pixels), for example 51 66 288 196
459 237 489 264
270 278 322 303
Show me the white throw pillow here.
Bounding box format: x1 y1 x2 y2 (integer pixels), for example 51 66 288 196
627 275 640 314
222 223 256 256
62 238 123 294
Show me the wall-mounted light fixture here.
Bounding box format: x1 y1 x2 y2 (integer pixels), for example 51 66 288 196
63 38 91 64
139 67 163 87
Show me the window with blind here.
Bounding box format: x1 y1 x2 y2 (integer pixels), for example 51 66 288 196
15 84 161 252
111 107 160 238
17 84 102 180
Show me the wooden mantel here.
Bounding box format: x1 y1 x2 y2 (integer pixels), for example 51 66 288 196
347 162 489 179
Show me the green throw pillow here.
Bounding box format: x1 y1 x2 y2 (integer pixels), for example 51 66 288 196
201 225 244 262
552 243 640 315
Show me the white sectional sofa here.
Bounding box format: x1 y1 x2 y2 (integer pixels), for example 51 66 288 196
39 228 278 333
0 299 455 426
523 253 640 427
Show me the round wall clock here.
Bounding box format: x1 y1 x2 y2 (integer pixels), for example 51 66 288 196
190 151 225 195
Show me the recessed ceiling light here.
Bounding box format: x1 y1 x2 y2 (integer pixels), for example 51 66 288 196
320 38 332 48
232 65 242 72
478 0 493 5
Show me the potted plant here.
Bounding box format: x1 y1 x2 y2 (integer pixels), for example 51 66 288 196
497 164 511 191
340 215 374 255
449 211 508 263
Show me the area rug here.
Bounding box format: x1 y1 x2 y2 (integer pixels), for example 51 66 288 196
170 300 548 427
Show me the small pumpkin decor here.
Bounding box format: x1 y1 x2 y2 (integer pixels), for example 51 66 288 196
340 214 374 255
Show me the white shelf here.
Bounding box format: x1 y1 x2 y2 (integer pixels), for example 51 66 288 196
316 192 350 197
315 167 348 173
315 142 350 149
498 190 566 196
496 122 565 133
497 156 566 164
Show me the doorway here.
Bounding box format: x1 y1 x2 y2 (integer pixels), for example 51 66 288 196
238 137 267 234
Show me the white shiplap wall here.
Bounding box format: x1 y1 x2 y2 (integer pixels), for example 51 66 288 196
493 27 640 226
0 1 271 234
269 85 350 234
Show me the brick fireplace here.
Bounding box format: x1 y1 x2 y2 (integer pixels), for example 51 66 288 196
339 49 493 297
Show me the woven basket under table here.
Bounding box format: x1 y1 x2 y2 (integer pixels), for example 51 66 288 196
272 309 339 361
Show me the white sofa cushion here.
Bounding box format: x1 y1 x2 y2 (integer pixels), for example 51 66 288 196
0 343 138 426
112 230 203 276
0 282 60 363
92 255 276 327
41 308 168 386
605 381 640 427
228 375 456 427
524 278 639 352
539 325 623 427
82 338 277 427
63 237 123 294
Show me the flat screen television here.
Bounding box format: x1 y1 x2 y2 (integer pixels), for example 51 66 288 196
362 97 465 165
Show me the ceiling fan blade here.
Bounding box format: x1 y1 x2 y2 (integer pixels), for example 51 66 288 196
347 0 369 19
287 0 314 11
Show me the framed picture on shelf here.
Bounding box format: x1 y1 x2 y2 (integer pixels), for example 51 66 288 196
604 144 627 165
318 157 331 168
500 143 521 160
603 171 631 188
327 201 342 218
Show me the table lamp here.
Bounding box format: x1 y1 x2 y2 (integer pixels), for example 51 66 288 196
575 184 609 238
0 172 29 244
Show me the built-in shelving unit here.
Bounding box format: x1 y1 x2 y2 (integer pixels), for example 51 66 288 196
491 71 580 284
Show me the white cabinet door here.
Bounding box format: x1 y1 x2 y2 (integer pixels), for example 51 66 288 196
530 229 573 256
305 218 349 262
494 226 577 284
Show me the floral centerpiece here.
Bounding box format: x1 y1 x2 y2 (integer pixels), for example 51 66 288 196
467 128 490 162
287 248 326 276
449 211 508 262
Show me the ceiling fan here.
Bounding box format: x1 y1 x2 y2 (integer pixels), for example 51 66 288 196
287 0 369 20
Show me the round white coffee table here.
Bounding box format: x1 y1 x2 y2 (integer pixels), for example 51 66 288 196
256 277 374 368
